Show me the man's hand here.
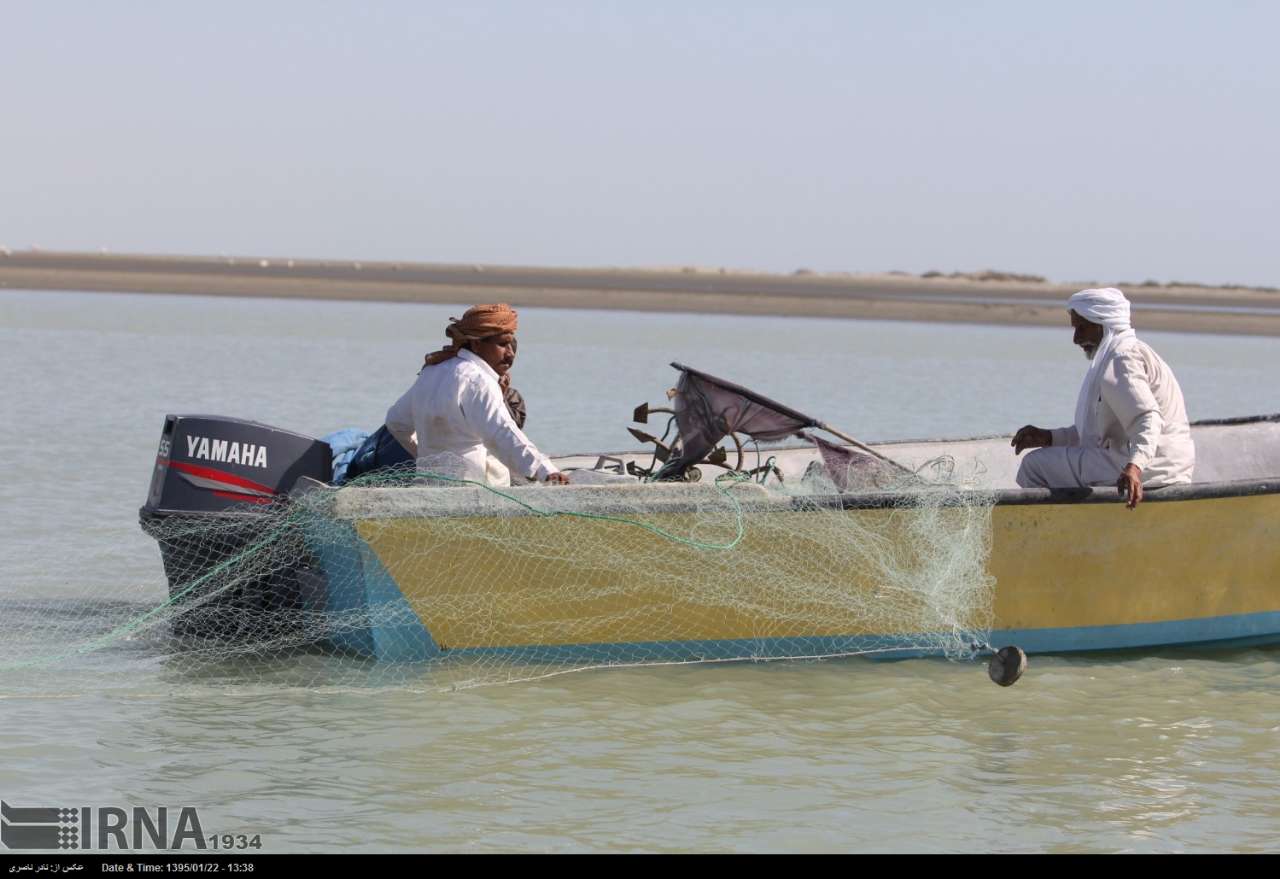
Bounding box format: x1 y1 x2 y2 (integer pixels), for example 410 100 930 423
544 472 570 485
1117 464 1143 510
1011 426 1052 454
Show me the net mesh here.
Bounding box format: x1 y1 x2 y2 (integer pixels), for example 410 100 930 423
0 460 997 693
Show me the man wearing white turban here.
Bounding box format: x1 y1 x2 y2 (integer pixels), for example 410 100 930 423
1011 288 1194 509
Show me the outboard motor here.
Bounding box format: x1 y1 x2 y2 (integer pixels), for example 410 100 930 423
139 415 332 642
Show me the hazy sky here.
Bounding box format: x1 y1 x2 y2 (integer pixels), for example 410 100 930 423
3 2 1277 286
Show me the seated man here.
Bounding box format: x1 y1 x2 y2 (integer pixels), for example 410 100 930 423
386 303 568 486
1012 287 1194 509
345 354 529 484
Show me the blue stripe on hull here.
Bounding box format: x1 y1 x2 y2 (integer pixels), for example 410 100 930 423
991 610 1280 655
301 519 440 662
443 634 963 665
350 611 1280 665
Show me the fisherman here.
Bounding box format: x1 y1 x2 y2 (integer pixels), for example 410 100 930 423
1011 287 1194 509
385 304 568 485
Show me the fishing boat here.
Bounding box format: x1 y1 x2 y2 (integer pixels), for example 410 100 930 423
139 364 1280 667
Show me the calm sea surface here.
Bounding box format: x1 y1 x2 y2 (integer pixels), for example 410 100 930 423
1 289 1278 853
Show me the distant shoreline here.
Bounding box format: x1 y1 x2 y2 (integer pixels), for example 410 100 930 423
4 250 1279 336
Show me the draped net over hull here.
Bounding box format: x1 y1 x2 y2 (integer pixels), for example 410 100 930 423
0 464 998 692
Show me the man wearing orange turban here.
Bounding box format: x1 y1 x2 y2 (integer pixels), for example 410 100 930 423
386 304 568 485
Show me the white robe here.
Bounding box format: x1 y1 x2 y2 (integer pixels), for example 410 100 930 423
385 349 558 484
1017 337 1195 488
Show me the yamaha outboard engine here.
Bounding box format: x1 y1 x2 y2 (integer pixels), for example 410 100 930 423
139 415 332 642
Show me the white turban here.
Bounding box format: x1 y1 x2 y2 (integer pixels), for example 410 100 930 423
1068 287 1131 333
1069 287 1137 446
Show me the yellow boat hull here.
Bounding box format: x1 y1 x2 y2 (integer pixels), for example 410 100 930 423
307 482 1280 662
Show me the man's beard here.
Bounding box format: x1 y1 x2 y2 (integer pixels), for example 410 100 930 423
1081 345 1097 361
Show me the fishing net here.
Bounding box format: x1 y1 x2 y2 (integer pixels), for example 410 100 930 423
0 458 997 692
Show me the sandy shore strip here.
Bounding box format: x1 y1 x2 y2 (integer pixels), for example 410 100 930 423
3 250 1279 335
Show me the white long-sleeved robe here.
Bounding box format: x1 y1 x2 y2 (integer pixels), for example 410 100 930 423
385 348 558 485
1018 338 1195 488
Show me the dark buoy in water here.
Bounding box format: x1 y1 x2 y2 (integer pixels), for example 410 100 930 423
988 646 1027 686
